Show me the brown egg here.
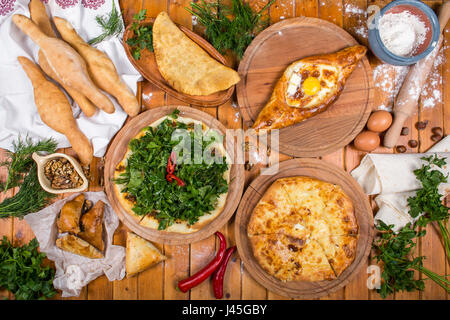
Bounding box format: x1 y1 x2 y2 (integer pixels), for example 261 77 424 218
367 110 393 132
354 131 380 152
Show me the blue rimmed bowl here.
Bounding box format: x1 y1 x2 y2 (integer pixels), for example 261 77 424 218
368 0 440 66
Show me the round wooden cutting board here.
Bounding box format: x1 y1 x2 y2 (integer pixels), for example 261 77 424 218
236 17 374 157
235 158 374 299
104 106 245 245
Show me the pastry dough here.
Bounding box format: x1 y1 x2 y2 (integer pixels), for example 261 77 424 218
126 232 167 277
56 234 103 259
57 194 85 234
247 176 358 281
153 12 240 96
113 116 230 234
78 200 105 252
252 45 367 132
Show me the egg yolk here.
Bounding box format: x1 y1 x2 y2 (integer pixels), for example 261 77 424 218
302 77 321 96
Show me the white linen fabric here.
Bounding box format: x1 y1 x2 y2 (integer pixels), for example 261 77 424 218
0 0 141 157
24 191 126 297
351 136 450 232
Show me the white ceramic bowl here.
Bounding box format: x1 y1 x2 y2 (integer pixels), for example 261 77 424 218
32 152 89 194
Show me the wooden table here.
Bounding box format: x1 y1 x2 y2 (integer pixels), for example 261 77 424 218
0 0 449 300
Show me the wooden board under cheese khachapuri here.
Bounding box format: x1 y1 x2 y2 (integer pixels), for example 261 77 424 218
247 176 358 282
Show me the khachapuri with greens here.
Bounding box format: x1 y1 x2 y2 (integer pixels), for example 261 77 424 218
114 110 230 233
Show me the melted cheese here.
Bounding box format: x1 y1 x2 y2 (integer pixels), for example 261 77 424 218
284 61 342 109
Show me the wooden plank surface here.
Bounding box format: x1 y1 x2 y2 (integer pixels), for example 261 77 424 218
0 0 449 300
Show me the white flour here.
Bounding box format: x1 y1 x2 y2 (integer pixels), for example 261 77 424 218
379 11 428 57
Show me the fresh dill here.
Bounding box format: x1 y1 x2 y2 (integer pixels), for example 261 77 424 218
88 1 124 45
0 136 57 218
186 0 275 58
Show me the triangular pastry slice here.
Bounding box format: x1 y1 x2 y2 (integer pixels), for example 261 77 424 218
126 232 167 278
252 45 367 132
152 12 240 96
249 234 335 282
56 234 103 259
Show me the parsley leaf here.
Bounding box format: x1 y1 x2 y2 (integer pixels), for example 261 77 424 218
114 110 229 230
0 237 56 300
126 9 153 60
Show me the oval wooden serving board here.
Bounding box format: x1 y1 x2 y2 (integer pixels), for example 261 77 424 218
104 106 245 245
235 158 374 299
123 19 235 107
237 17 374 157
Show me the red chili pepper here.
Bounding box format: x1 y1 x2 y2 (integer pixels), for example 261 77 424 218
212 246 236 299
177 232 227 293
167 151 176 174
166 151 185 186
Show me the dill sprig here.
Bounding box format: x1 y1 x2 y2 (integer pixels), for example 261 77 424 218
0 136 57 218
186 0 275 58
88 1 124 45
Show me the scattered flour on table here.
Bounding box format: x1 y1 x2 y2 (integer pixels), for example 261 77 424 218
372 46 445 111
373 64 409 111
142 92 153 102
421 47 444 109
378 11 428 57
191 15 198 26
343 3 368 40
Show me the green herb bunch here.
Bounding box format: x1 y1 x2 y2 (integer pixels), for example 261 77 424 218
0 237 56 300
88 1 124 45
373 155 450 298
373 221 450 298
0 136 57 219
115 110 229 230
186 0 275 58
126 9 154 60
407 155 450 262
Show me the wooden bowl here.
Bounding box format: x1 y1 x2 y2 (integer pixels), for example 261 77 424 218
236 17 374 157
123 19 235 107
104 106 245 245
235 158 374 299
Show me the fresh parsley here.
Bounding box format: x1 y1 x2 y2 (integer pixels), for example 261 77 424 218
88 1 124 45
0 136 57 219
186 0 275 58
114 110 229 230
407 155 450 264
0 237 56 300
373 222 449 298
373 155 450 298
126 9 153 60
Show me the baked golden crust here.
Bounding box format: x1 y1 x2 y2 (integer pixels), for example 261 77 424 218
249 234 336 282
126 232 166 278
153 12 240 96
78 200 105 252
56 234 103 259
247 176 358 281
251 45 367 132
113 116 230 234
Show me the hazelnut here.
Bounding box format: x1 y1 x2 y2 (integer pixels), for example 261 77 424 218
396 145 406 153
431 134 442 142
408 140 418 148
416 121 428 130
401 127 409 136
432 127 443 136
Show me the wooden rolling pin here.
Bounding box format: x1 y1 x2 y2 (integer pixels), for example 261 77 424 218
383 2 450 148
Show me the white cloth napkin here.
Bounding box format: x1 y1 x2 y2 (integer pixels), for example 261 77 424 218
24 192 126 298
0 0 141 157
351 136 450 232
